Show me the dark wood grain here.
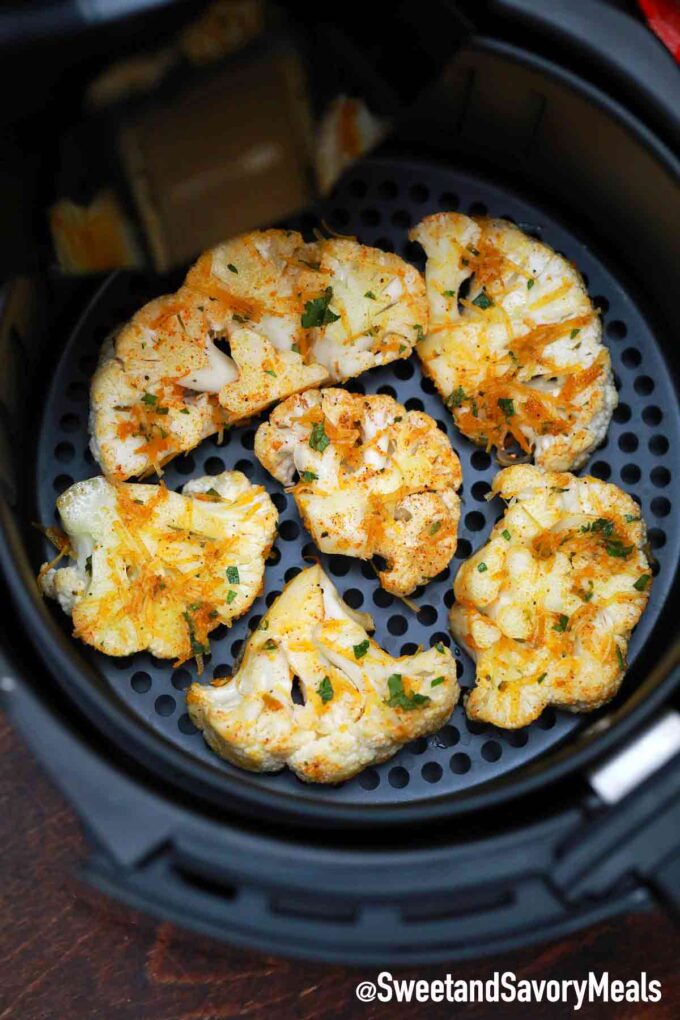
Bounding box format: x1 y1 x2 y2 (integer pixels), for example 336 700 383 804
1 717 678 1020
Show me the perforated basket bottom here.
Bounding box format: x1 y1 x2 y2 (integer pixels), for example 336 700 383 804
36 157 678 806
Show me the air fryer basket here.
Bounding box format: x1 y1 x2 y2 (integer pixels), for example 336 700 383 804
1 21 678 962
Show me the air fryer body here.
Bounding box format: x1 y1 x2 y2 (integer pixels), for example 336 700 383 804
0 0 679 963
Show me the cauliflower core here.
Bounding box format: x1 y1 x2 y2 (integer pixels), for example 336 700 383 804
410 213 617 470
90 228 426 479
39 472 277 662
254 388 462 595
187 564 459 782
450 466 653 729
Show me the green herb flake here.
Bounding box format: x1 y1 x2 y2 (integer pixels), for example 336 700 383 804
624 514 641 523
309 420 330 453
301 287 340 328
353 639 369 660
443 289 456 297
497 397 515 418
227 263 238 274
291 343 300 354
385 673 431 711
430 521 442 536
537 672 547 684
446 386 466 409
413 323 426 343
364 290 377 300
633 574 651 592
581 517 613 537
527 279 535 290
616 645 625 670
501 529 511 541
317 676 334 702
570 328 581 339
435 642 446 654
472 289 494 310
141 392 158 406
259 619 269 631
477 562 488 573
179 408 190 414
226 566 240 584
264 369 277 377
605 540 634 559
85 555 92 574
431 676 445 688
226 590 238 605
300 470 318 482
263 639 277 651
553 613 569 633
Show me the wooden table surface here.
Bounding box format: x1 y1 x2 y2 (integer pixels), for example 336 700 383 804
1 716 678 1020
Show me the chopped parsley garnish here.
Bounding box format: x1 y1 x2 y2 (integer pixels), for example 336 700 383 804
430 521 442 536
353 639 369 660
605 540 634 558
226 566 240 584
179 408 190 414
443 289 456 297
226 590 238 604
141 392 157 406
182 610 210 657
263 639 277 651
472 289 494 310
581 517 613 536
501 529 511 541
616 645 625 670
227 263 238 274
206 488 220 498
498 397 515 418
536 672 547 684
264 368 277 377
317 676 334 702
85 555 92 574
435 642 446 653
570 328 581 339
291 343 300 353
477 562 488 573
301 287 340 327
300 470 318 482
364 290 377 300
527 279 535 290
633 574 651 591
413 324 426 342
431 676 445 688
446 386 466 409
553 613 569 633
309 420 330 453
259 619 269 631
385 673 431 711
233 313 248 324
624 514 640 523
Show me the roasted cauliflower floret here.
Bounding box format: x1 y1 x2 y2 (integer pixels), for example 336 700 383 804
298 238 428 381
410 213 617 470
90 229 328 479
91 228 426 480
187 564 459 782
450 466 653 729
254 388 462 595
39 472 277 662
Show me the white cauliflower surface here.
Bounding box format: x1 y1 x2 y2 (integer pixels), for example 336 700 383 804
90 228 426 480
254 388 462 595
187 564 460 783
450 466 653 729
410 213 617 470
39 472 277 661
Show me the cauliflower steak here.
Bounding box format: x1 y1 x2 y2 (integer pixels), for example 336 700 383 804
254 388 462 595
187 564 460 782
91 229 426 479
39 472 277 662
410 213 617 470
450 466 653 728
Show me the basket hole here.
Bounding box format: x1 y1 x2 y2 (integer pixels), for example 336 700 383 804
265 590 281 608
621 347 641 368
434 724 459 748
634 375 654 395
377 384 397 398
394 360 415 380
155 695 176 717
606 320 627 340
178 713 198 735
60 413 80 432
650 467 670 488
481 740 502 762
349 178 367 198
620 432 639 454
439 191 459 209
388 614 408 636
471 450 491 471
271 492 287 513
612 403 631 424
593 295 609 315
391 209 411 228
471 480 491 502
455 538 472 559
651 497 671 518
332 207 350 227
537 708 556 730
450 752 471 774
291 675 305 706
465 511 486 531
205 456 225 475
53 474 73 493
329 554 351 576
404 397 424 412
649 528 666 549
649 435 669 456
621 464 640 485
400 642 419 656
507 729 529 747
284 566 302 582
431 632 451 648
175 455 195 475
388 766 409 788
131 671 151 693
420 376 437 395
240 429 255 450
231 638 243 658
266 546 281 565
417 605 437 626
359 768 380 789
409 183 429 203
422 762 443 783
55 442 75 463
360 207 381 227
171 669 192 691
279 520 300 541
590 461 610 481
468 201 488 216
344 587 364 609
409 737 428 755
642 406 662 427
373 587 394 608
378 180 398 199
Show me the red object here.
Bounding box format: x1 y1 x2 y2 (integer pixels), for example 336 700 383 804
639 0 680 61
